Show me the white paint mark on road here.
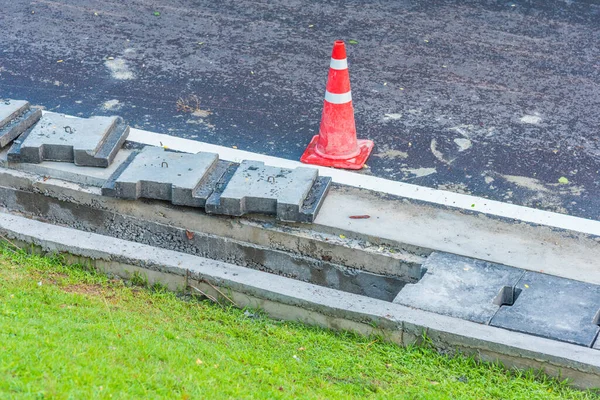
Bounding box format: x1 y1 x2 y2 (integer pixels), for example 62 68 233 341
374 149 408 160
454 138 472 152
403 167 437 178
105 58 135 80
383 113 402 122
520 114 542 125
192 109 212 118
186 119 215 130
102 99 121 110
502 175 548 192
430 139 450 165
448 124 474 138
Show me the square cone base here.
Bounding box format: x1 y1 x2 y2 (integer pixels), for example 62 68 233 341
300 135 374 170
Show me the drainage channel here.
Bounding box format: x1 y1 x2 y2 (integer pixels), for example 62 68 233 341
0 185 416 303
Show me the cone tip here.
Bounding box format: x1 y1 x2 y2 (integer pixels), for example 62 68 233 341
331 40 347 60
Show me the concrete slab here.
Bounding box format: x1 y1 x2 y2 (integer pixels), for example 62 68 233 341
102 146 218 207
0 99 42 148
393 252 524 324
491 272 600 347
0 146 132 187
206 160 319 222
8 112 129 167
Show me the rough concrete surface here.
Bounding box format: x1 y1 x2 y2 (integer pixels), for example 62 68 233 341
1 0 599 219
0 184 409 301
207 160 318 221
0 210 599 389
491 271 600 347
10 112 129 167
103 146 218 207
394 252 524 324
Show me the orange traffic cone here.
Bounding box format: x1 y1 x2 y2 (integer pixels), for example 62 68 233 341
300 40 374 170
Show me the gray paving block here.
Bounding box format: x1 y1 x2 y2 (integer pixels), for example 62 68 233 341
298 176 332 223
193 160 238 203
0 145 133 187
0 99 42 148
205 160 319 222
491 271 600 347
9 112 129 167
393 252 524 324
102 146 219 207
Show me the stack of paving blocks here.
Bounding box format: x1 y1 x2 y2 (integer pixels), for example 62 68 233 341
0 99 331 223
101 147 330 222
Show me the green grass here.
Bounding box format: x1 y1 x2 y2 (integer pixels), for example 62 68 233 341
0 243 597 399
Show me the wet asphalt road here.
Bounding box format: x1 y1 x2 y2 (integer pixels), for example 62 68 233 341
1 0 599 220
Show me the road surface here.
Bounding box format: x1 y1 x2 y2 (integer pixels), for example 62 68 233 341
1 0 599 219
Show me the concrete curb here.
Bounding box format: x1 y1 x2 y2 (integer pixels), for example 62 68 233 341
1 163 599 287
127 128 600 238
0 211 598 389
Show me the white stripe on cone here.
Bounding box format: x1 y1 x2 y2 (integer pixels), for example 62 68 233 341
324 90 352 104
329 58 348 70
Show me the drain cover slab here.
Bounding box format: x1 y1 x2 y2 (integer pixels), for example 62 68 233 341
393 252 523 324
490 271 600 347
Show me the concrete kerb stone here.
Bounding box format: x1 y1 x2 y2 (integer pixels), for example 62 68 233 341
206 160 320 222
0 185 410 301
314 186 600 286
6 112 331 222
14 158 600 343
8 112 129 167
0 100 42 149
0 146 133 188
102 146 219 207
0 211 599 389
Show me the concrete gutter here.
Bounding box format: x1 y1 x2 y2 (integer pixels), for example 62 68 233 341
125 129 600 285
128 128 600 237
0 211 598 389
